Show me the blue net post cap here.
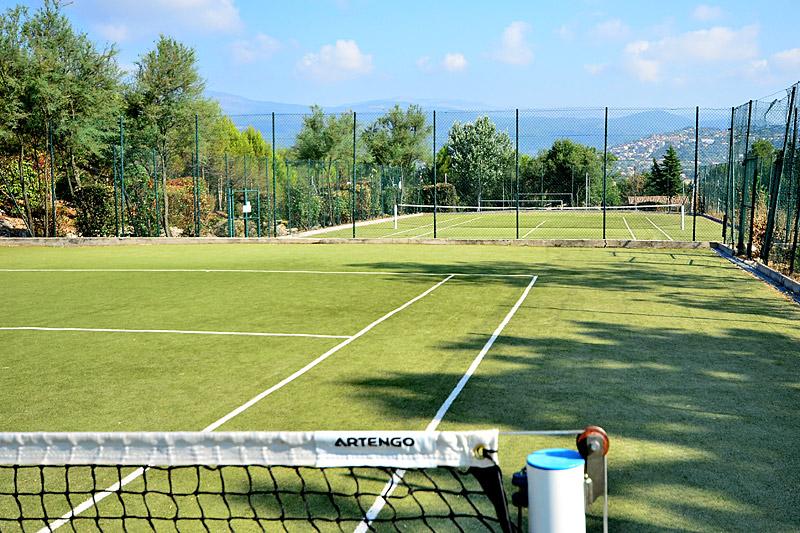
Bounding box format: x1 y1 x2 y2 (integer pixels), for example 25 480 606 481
527 448 585 471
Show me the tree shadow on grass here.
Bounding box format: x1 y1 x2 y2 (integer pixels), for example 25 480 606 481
346 322 800 531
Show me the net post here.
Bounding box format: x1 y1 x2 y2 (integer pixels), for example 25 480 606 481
352 111 357 239
762 85 796 262
433 110 437 239
602 107 608 240
393 204 398 229
737 100 753 255
693 106 699 241
515 108 520 239
681 204 685 231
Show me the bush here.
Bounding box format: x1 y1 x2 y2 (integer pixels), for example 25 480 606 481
166 177 213 236
421 183 458 206
76 183 114 236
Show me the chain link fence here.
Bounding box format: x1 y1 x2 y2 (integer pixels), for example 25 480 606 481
104 81 800 276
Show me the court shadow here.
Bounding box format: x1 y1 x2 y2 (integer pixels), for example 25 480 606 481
345 321 800 531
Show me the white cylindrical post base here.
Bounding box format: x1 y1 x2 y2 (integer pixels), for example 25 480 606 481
526 448 586 533
393 204 398 229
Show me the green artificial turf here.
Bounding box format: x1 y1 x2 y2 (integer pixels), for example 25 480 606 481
0 243 798 531
304 210 723 241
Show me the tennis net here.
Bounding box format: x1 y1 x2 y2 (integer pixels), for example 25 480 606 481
396 203 686 231
0 430 513 532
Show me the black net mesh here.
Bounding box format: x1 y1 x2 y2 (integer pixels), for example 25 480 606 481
0 464 513 532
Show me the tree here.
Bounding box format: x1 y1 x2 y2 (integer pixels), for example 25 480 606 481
0 1 122 236
444 116 513 205
362 105 430 173
127 35 208 235
646 146 682 198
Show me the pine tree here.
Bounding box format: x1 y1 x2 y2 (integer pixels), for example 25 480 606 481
661 145 682 199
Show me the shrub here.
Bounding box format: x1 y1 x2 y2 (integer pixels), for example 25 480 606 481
76 183 114 236
421 183 458 206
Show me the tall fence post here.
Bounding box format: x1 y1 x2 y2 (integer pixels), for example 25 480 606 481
112 145 120 237
352 112 357 238
48 121 56 237
693 106 699 241
762 85 796 262
433 110 437 239
119 117 126 236
788 110 799 274
272 112 277 236
194 114 200 237
737 100 753 255
723 107 735 243
602 107 608 240
515 109 520 239
153 148 161 236
268 156 272 237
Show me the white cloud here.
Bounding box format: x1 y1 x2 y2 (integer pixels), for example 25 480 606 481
231 34 281 64
584 63 607 75
96 23 129 42
692 5 723 21
416 56 433 72
555 24 574 41
298 40 373 82
492 21 533 66
592 19 629 40
77 0 242 36
773 48 800 70
158 0 241 31
623 25 759 82
442 52 468 72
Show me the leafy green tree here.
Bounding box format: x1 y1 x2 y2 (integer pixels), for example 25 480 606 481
362 105 430 173
0 1 122 235
444 116 513 205
127 35 212 235
243 126 268 159
293 106 356 166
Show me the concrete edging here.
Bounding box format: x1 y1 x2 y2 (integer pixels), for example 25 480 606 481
1 236 711 249
711 242 800 297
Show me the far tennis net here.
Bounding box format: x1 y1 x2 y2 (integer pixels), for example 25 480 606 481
395 203 685 231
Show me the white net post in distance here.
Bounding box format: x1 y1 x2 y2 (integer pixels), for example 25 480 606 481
0 430 515 532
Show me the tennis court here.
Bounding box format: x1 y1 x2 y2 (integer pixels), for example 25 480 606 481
303 205 723 241
1 243 798 531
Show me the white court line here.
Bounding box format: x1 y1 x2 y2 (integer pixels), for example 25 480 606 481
355 275 538 533
622 217 637 240
645 216 673 241
521 221 546 239
412 216 484 238
42 275 454 533
0 326 350 340
0 268 532 278
382 221 434 237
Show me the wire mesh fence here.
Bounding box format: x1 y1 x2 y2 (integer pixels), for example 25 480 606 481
99 81 800 275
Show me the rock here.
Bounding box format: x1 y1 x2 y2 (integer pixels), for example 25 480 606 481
0 214 30 237
276 223 288 237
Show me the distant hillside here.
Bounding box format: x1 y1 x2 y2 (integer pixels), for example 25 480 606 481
206 91 494 115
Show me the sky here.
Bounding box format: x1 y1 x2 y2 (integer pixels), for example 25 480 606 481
5 0 800 108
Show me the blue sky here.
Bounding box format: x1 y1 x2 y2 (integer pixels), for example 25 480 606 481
5 0 800 107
